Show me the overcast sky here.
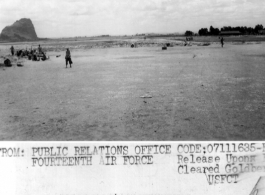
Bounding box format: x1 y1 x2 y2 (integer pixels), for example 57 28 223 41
0 0 264 38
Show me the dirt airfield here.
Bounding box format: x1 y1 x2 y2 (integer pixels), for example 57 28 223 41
0 38 265 140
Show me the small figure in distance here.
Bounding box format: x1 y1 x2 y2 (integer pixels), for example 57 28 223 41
10 46 15 56
41 51 47 61
38 44 42 53
220 37 224 47
33 50 38 61
65 48 73 68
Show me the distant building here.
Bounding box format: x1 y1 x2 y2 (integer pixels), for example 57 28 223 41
219 31 241 36
258 30 265 35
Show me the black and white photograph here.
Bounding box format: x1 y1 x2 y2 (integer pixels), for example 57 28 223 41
1 1 265 195
0 0 265 140
0 0 265 195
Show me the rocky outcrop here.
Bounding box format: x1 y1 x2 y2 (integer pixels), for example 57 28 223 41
0 18 38 42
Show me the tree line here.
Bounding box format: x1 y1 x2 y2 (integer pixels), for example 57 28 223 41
185 24 264 36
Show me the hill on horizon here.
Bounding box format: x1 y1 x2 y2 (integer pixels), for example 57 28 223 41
0 18 38 42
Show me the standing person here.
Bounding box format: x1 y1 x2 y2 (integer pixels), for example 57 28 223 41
220 37 224 47
10 46 14 56
38 44 42 53
65 48 72 68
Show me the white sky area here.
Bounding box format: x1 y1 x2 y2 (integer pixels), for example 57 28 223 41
0 0 264 38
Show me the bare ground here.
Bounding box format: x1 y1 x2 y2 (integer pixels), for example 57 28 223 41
0 41 265 140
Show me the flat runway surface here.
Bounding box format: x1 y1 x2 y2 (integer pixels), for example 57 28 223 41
0 43 265 140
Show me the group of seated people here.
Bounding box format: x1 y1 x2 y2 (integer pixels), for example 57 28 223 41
16 46 48 61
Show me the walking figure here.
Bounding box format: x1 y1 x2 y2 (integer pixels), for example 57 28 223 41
65 48 73 68
10 46 14 56
220 37 224 47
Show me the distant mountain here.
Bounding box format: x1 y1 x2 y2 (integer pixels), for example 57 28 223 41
0 18 38 42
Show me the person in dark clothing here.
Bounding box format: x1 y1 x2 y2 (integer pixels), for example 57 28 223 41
4 58 12 66
41 52 48 61
10 46 14 56
16 50 23 57
65 48 72 68
33 51 38 61
220 37 224 47
38 45 42 53
28 49 33 60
